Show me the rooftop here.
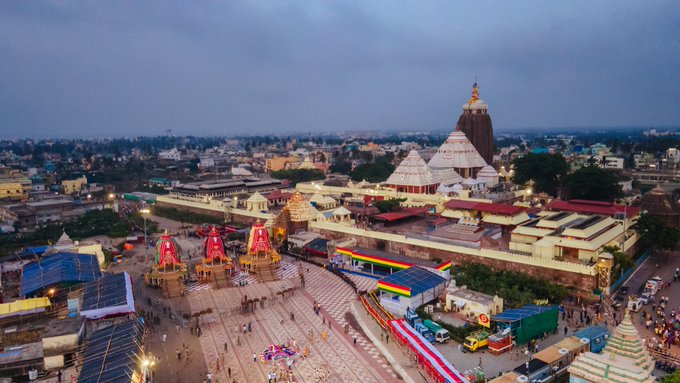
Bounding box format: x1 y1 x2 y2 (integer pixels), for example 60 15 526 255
444 200 525 216
492 304 558 323
77 320 144 383
379 266 446 297
373 206 430 222
21 252 102 296
547 199 640 218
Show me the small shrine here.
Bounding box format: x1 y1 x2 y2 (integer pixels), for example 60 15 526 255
239 221 281 282
145 230 189 298
195 227 233 288
245 192 269 212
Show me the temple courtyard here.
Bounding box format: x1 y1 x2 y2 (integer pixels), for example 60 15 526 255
130 254 396 383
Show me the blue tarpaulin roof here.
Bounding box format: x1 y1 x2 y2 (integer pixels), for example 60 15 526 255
492 304 558 323
574 325 609 340
21 252 102 296
78 320 144 383
17 246 49 257
81 272 135 319
380 266 446 297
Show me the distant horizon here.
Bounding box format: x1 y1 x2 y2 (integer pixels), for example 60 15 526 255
2 125 679 141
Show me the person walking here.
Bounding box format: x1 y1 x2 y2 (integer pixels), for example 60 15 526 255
228 367 232 379
253 353 257 362
224 342 228 352
162 333 167 343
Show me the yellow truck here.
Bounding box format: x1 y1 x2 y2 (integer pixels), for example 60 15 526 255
464 330 491 352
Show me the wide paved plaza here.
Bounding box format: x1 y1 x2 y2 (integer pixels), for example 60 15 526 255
143 256 397 383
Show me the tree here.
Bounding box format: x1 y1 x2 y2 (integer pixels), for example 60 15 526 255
373 198 406 213
562 165 623 202
602 245 634 280
634 213 680 252
660 371 680 383
349 159 395 183
511 153 569 196
329 160 352 175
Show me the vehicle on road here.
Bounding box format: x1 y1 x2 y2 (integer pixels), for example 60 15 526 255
628 296 643 312
405 309 423 327
488 328 513 354
414 323 436 343
643 276 662 296
464 330 491 352
423 319 450 343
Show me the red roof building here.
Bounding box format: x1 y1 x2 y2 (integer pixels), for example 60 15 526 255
373 207 430 223
443 200 525 216
547 199 639 218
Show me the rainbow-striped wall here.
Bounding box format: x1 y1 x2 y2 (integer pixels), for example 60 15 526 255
377 280 412 297
336 247 451 275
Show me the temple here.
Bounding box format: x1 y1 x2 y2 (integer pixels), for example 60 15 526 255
384 124 493 195
145 230 189 297
385 150 439 194
239 221 281 282
567 310 656 383
195 227 233 288
639 185 680 227
457 82 494 164
428 129 488 179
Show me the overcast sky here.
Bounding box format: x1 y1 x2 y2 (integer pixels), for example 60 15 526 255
1 1 679 138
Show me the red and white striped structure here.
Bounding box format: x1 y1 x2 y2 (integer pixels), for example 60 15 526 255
389 319 470 383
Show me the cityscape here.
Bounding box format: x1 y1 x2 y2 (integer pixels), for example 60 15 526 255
1 2 679 383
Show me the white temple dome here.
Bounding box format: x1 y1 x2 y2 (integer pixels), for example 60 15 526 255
428 130 487 170
386 150 436 187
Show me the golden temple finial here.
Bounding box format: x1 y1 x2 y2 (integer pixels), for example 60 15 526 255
469 81 479 104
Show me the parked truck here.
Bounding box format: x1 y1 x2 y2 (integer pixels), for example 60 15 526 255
464 330 491 352
488 329 513 354
414 323 436 343
423 319 451 343
405 309 422 327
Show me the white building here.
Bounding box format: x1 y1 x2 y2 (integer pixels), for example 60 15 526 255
159 148 181 161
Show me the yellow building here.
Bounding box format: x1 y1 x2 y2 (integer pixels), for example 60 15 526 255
510 211 624 262
265 156 299 172
0 182 26 200
62 176 88 195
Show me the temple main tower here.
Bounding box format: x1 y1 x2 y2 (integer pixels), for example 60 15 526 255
457 82 494 164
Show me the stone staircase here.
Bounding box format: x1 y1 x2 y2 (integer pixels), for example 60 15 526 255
211 269 230 289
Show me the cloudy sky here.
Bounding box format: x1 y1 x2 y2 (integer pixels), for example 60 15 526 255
1 1 679 138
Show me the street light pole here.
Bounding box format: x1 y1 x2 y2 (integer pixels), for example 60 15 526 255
141 208 150 265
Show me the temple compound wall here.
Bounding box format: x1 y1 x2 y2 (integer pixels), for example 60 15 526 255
155 195 274 226
311 221 598 293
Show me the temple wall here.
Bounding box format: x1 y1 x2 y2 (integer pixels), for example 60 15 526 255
156 199 225 219
310 220 598 293
155 195 275 225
